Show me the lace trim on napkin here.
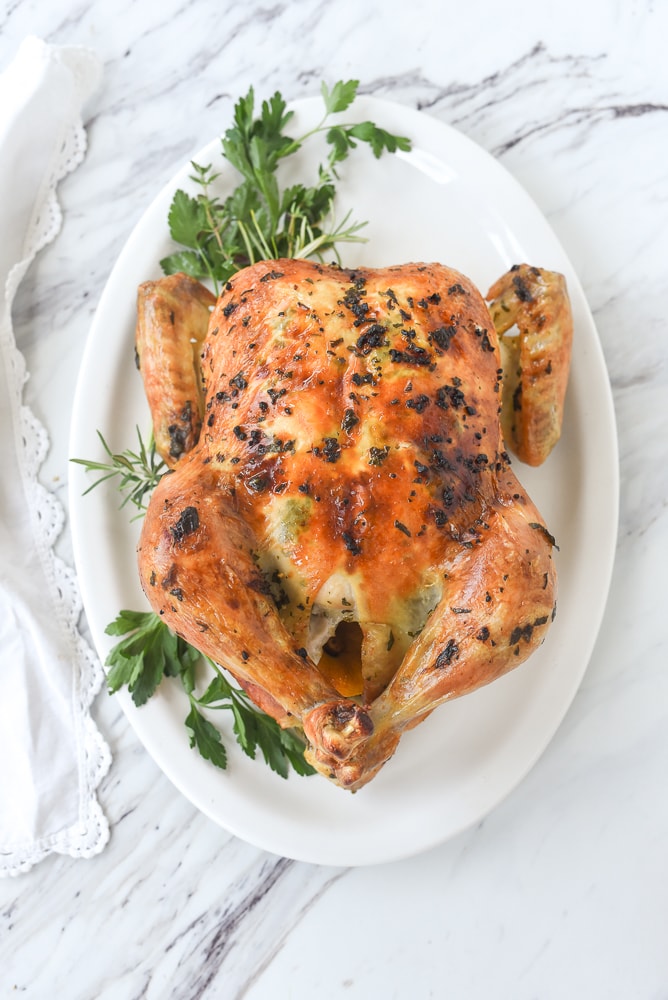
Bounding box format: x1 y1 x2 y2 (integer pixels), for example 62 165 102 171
1 44 111 876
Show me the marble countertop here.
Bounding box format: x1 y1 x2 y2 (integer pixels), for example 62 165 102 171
2 1 667 996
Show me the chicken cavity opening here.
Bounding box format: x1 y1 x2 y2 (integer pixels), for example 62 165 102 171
305 571 442 703
317 621 365 697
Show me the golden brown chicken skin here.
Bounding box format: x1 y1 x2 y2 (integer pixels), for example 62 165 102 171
136 273 216 467
137 259 560 790
487 264 573 466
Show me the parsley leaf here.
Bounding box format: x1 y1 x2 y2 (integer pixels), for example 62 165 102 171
167 189 209 248
347 121 410 158
321 79 359 115
160 248 205 279
185 704 228 769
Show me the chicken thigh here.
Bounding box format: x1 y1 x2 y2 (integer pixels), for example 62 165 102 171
136 259 568 790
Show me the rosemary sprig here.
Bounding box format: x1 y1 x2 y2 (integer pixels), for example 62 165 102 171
71 426 166 515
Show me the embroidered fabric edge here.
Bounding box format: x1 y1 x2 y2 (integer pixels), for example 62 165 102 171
0 44 111 877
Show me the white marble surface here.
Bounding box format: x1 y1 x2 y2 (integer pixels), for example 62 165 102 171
2 0 667 996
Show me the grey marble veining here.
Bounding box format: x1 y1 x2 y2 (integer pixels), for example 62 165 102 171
1 0 668 997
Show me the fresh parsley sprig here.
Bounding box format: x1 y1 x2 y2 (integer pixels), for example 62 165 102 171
193 664 315 778
160 79 411 292
71 427 166 516
105 609 199 704
104 609 315 779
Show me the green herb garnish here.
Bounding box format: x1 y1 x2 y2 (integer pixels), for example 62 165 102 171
105 610 315 778
71 427 166 516
160 79 411 292
105 608 199 704
195 665 315 777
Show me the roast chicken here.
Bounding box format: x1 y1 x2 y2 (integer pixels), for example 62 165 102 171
135 258 572 790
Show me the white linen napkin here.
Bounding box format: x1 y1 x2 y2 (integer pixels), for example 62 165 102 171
0 37 111 876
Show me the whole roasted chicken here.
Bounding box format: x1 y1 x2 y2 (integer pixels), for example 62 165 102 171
136 258 572 790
